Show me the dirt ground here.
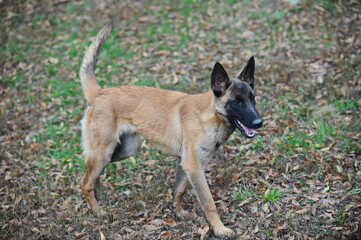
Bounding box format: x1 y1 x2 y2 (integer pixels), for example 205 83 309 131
1 0 360 239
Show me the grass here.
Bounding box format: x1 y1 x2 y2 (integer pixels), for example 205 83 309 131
262 189 288 203
1 0 360 239
329 211 345 224
347 181 361 196
232 186 289 203
334 99 359 114
233 185 255 201
270 96 360 156
134 75 158 87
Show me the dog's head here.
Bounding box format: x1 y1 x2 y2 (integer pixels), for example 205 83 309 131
211 57 263 138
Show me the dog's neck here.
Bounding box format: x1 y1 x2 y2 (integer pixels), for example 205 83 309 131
194 91 236 144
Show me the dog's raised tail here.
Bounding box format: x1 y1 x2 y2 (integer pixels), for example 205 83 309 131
80 22 113 104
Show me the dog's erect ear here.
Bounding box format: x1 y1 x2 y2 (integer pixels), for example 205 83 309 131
211 62 230 97
238 56 255 89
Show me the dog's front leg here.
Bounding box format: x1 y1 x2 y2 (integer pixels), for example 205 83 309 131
181 147 236 238
172 160 190 217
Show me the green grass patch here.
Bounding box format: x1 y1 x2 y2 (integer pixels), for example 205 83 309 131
233 185 255 201
134 76 158 87
262 188 288 203
334 99 359 114
249 136 266 151
36 117 83 175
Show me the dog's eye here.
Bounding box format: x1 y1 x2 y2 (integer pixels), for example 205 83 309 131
235 96 243 103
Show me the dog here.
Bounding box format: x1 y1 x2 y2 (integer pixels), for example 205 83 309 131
79 22 263 238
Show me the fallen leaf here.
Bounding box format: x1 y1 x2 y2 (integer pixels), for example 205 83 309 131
158 231 171 239
144 225 161 231
154 50 171 56
6 11 18 19
273 223 287 235
100 231 106 240
321 186 330 193
74 232 86 239
172 70 179 84
144 160 156 165
273 138 281 144
253 224 259 233
30 143 40 152
335 165 343 173
198 224 209 240
305 180 315 185
146 175 153 182
238 199 250 207
162 218 177 227
48 57 59 64
215 176 225 182
296 207 309 214
345 161 353 167
138 16 151 22
241 30 254 39
262 202 269 212
334 154 344 159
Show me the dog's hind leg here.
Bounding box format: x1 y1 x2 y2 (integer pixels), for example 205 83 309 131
80 143 116 216
80 120 118 216
80 151 113 216
172 160 190 217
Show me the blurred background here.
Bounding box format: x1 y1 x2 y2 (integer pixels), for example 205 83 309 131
0 0 360 239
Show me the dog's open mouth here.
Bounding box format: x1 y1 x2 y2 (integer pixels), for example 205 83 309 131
234 119 255 138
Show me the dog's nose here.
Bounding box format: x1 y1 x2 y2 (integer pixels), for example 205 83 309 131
252 119 263 128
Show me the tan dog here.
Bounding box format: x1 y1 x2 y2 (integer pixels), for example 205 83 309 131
79 22 263 238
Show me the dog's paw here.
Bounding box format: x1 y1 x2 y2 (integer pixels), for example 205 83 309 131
214 226 236 238
175 208 190 218
99 209 107 217
92 207 107 218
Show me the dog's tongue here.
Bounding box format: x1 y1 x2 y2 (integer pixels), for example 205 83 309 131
240 123 255 136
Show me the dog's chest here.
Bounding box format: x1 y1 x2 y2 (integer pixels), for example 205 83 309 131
199 122 234 155
211 121 235 146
